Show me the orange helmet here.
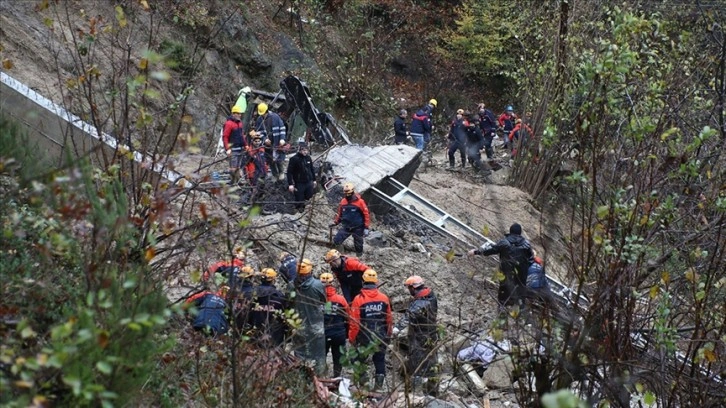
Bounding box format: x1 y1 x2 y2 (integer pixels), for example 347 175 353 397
362 269 378 283
261 268 277 282
404 275 424 289
324 249 341 263
297 258 313 275
240 266 255 279
233 246 246 260
320 272 335 285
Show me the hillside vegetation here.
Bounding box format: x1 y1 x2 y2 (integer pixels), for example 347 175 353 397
1 1 725 407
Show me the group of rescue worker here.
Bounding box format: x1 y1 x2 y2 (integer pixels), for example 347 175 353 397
186 246 439 392
393 102 534 172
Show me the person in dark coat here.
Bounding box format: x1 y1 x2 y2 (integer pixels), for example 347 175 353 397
185 287 230 337
467 223 534 306
465 115 491 174
477 103 497 159
410 99 436 150
320 272 350 378
393 275 439 381
447 109 468 169
286 142 317 211
254 102 288 180
393 109 409 145
248 268 288 348
277 251 298 286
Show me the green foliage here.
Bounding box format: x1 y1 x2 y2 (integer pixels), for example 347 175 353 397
0 118 175 407
0 116 50 183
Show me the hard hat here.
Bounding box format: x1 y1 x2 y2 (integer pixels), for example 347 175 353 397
515 118 522 124
404 275 424 289
456 109 464 115
399 109 407 117
342 182 355 196
261 268 277 282
320 272 335 285
362 269 378 283
429 99 438 107
324 249 341 263
240 266 255 279
297 258 313 275
233 246 246 260
218 285 230 297
505 105 514 112
231 105 243 114
257 103 268 115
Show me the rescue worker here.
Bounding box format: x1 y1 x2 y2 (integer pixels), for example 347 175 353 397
243 131 269 202
410 99 436 150
222 105 247 185
185 286 230 336
286 142 317 212
467 223 534 307
498 105 517 149
320 272 350 378
447 109 468 169
233 266 258 332
393 108 409 145
292 259 327 375
254 103 288 180
509 118 533 157
323 249 370 303
331 183 371 258
203 246 246 282
465 115 492 175
393 276 439 386
477 103 498 160
278 251 298 285
348 269 393 390
248 268 288 347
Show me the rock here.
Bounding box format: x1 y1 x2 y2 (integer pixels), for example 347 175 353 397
366 230 386 247
420 395 467 408
411 243 427 253
481 355 515 389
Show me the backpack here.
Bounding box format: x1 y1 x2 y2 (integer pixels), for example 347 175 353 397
526 262 548 289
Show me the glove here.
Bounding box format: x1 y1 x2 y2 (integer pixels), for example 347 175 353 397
225 149 231 156
392 327 400 337
363 228 369 237
288 185 295 193
467 249 477 257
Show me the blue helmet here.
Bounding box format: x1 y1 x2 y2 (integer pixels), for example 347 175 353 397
505 105 514 112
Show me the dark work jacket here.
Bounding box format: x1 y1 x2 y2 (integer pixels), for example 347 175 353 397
410 108 432 135
398 287 438 346
286 152 316 185
480 234 534 285
278 255 298 283
323 285 349 340
394 116 408 143
448 118 468 143
479 109 497 133
466 124 484 148
249 282 287 346
330 256 369 293
188 293 229 336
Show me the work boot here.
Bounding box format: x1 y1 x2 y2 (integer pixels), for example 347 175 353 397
448 158 455 169
374 374 385 391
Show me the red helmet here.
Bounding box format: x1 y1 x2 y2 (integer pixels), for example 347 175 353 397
404 275 424 289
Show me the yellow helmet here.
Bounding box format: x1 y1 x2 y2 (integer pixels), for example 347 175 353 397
231 105 243 114
404 275 424 289
324 249 341 263
240 266 255 279
343 182 355 196
429 99 438 107
362 269 378 283
257 103 269 115
297 258 313 275
261 268 277 282
320 272 335 285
